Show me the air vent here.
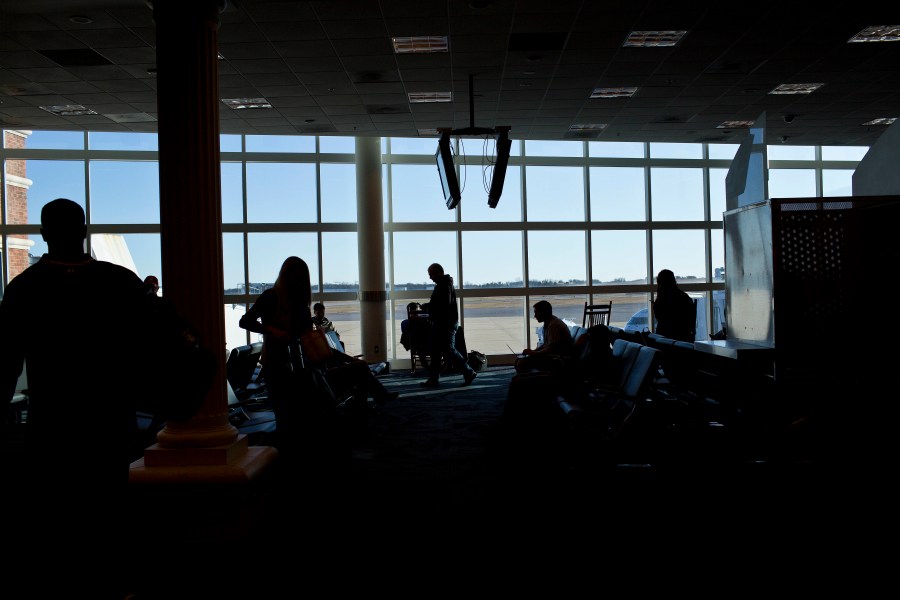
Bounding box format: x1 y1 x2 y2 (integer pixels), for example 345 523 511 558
38 48 112 67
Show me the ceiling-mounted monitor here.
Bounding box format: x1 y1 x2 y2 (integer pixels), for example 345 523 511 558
436 131 461 210
488 128 512 208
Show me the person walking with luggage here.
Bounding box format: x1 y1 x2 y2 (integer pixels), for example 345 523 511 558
239 257 398 450
419 263 476 387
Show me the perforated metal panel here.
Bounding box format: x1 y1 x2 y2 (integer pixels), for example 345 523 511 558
725 196 898 377
774 201 860 372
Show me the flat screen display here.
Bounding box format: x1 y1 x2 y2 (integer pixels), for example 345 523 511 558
488 132 512 208
436 133 461 210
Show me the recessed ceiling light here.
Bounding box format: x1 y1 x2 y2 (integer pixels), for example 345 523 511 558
39 104 97 116
68 15 93 25
590 87 638 99
623 31 686 47
392 36 449 54
221 98 272 110
717 120 754 129
862 117 897 125
569 123 607 131
848 25 900 43
769 83 824 95
408 91 452 103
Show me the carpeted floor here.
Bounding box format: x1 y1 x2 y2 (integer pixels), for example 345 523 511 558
129 364 867 599
263 364 524 520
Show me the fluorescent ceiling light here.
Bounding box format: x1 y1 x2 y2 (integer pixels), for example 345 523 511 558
408 92 452 103
623 31 686 47
590 87 638 99
862 117 897 125
569 123 607 131
848 26 900 43
221 98 272 109
392 36 449 54
769 83 824 95
39 105 97 116
717 120 754 129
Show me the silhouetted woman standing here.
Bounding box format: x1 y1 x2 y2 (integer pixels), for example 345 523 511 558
240 256 396 455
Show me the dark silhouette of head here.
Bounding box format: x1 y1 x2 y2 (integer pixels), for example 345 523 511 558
532 300 553 323
275 256 312 309
40 198 87 259
143 275 160 295
656 268 677 290
428 263 444 281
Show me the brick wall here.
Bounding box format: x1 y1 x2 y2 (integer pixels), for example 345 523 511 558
4 130 32 280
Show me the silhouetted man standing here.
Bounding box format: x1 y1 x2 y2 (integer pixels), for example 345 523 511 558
420 262 476 387
0 198 153 595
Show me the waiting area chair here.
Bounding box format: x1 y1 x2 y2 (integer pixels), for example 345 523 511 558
582 300 612 328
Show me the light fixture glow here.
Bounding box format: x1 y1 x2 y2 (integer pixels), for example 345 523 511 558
568 123 608 131
392 36 449 54
768 83 824 95
717 120 755 129
221 98 272 110
862 117 897 125
39 105 97 116
408 92 452 103
590 87 638 99
623 31 686 47
848 26 900 43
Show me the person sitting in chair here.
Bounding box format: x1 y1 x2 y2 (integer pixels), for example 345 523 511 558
312 301 343 350
514 299 574 374
653 269 696 343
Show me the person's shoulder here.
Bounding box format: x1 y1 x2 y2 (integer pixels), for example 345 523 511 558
91 259 142 280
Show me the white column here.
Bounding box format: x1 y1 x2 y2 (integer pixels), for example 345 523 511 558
355 137 388 363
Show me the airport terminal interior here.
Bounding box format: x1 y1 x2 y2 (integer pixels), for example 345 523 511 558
1 2 897 594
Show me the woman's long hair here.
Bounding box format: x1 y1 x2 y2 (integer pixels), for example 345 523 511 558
272 256 312 335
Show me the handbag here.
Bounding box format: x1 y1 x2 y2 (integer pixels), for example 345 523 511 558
467 350 487 373
298 325 334 366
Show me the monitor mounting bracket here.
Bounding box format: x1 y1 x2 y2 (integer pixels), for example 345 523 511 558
438 74 510 137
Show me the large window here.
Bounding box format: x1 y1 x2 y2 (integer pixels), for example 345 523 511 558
1 130 866 360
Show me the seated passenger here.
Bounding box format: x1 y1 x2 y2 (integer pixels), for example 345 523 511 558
653 269 696 343
514 300 574 374
313 301 344 350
